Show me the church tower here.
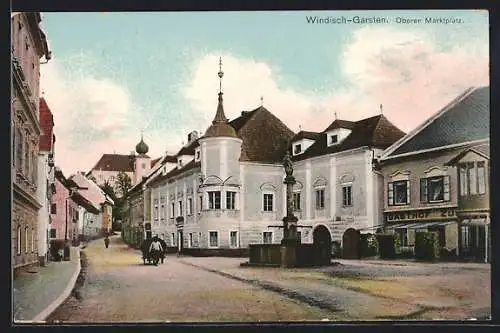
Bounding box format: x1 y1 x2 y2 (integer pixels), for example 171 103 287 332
133 131 151 184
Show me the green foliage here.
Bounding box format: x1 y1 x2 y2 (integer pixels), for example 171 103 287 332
359 233 379 258
376 233 399 259
393 232 401 255
414 231 440 261
100 180 117 201
115 172 132 198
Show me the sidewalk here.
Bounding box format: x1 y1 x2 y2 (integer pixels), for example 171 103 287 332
13 246 81 323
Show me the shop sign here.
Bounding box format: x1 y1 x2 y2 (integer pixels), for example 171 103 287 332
386 208 456 222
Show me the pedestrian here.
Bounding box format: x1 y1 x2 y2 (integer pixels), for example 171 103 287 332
104 236 110 248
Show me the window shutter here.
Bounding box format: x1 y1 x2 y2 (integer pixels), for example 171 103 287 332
443 175 450 201
406 180 411 204
388 182 394 206
420 178 427 203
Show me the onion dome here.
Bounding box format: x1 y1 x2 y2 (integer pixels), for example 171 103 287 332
135 133 149 155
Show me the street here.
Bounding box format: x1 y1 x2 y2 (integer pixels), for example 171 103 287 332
46 236 337 322
46 235 491 322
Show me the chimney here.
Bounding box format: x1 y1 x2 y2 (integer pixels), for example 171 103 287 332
187 130 199 144
241 111 249 116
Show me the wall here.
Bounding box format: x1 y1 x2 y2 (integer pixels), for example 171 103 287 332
36 152 50 264
50 177 70 240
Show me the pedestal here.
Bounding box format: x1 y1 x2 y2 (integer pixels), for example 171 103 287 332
281 244 297 268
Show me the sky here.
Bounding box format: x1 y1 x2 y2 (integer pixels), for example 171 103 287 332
38 10 489 175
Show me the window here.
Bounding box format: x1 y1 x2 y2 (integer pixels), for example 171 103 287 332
196 150 201 161
187 198 193 215
459 162 487 196
388 180 410 206
142 163 146 170
209 231 218 247
17 226 21 255
396 228 408 247
16 128 22 168
294 144 302 155
226 191 236 210
293 192 301 211
263 232 273 244
230 231 238 247
297 231 302 241
461 225 470 249
160 204 165 220
25 227 29 253
208 191 221 209
263 193 273 212
50 228 56 238
51 203 57 214
198 232 202 246
188 233 193 247
315 189 325 209
31 151 37 183
342 185 352 207
199 195 203 212
420 176 450 203
170 202 175 218
477 162 486 194
178 201 183 216
31 228 35 252
330 134 338 144
171 233 176 246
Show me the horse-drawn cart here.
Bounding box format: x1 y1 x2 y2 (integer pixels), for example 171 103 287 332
140 238 166 265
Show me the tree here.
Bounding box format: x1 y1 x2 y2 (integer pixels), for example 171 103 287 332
100 180 117 202
115 172 132 198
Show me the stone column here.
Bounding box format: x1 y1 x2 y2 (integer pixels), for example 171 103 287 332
280 151 299 268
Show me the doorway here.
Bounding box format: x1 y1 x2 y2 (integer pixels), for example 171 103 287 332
313 225 332 265
178 230 184 254
342 228 361 259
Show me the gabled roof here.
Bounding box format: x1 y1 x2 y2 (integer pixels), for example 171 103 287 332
228 106 295 163
293 114 405 161
445 142 490 166
90 154 134 173
381 86 489 160
39 97 54 152
71 191 100 214
291 130 321 142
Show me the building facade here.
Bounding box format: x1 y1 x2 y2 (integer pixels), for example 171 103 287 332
36 97 56 265
378 86 489 260
124 62 405 257
11 12 51 272
50 169 78 242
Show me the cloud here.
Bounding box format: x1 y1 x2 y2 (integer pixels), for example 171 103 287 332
184 26 489 137
42 25 488 176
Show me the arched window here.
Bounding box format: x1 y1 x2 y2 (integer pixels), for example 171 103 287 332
25 226 29 253
17 226 21 255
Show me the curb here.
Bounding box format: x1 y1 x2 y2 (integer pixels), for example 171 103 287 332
31 248 81 322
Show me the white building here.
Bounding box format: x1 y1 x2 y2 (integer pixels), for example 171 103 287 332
36 97 56 266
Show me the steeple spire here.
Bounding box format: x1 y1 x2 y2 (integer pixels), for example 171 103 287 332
380 104 383 114
203 56 237 138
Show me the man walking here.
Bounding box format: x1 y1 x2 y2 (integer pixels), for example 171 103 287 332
104 236 110 248
148 236 163 266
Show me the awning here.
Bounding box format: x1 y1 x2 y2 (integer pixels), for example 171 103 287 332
387 221 456 230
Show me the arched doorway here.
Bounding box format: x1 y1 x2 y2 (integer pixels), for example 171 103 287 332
313 225 332 266
342 228 360 259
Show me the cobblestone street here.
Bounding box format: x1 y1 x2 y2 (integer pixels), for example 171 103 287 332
46 235 490 323
46 236 338 323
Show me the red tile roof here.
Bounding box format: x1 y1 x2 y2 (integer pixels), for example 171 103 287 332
39 97 54 152
90 154 134 172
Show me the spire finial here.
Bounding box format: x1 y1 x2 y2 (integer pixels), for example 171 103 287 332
380 104 383 114
334 111 338 120
260 96 264 107
299 125 302 131
218 56 224 94
140 129 144 140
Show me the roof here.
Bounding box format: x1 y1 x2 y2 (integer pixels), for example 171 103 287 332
39 97 54 151
445 142 490 166
151 157 161 168
177 139 200 156
383 86 490 159
166 160 201 179
293 114 406 161
90 154 134 173
71 191 100 214
204 93 237 138
228 106 295 163
291 130 321 142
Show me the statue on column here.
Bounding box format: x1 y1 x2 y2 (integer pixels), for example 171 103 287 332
283 150 293 177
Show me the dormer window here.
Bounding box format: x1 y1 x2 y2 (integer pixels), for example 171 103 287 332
330 135 338 144
179 159 183 167
195 149 201 161
294 144 302 155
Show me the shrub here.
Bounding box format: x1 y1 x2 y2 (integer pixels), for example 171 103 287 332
376 233 399 259
414 231 440 261
360 233 379 258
